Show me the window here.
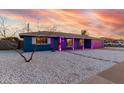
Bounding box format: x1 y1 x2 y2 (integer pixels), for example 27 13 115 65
79 39 84 46
36 37 48 45
67 39 73 46
32 37 51 45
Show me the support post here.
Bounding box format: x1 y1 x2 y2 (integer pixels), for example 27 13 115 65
59 37 62 51
73 38 75 50
82 39 84 49
91 40 93 49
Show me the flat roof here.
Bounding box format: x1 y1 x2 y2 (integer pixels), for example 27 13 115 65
19 31 97 39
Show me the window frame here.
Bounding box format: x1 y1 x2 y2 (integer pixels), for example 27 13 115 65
32 37 51 45
66 38 73 47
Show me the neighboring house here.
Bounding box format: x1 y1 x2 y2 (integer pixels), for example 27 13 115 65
19 31 104 52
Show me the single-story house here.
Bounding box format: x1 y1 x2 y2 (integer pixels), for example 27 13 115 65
19 31 104 52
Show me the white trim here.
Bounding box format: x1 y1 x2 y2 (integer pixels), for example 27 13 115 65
32 37 51 45
47 38 51 44
32 37 36 44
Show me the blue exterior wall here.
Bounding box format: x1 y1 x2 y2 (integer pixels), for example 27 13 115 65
23 36 53 52
23 36 100 52
51 37 59 50
61 37 66 50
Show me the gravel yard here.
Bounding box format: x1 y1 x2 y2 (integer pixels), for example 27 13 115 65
0 49 119 84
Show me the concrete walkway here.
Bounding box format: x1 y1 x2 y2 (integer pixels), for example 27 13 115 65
81 61 124 84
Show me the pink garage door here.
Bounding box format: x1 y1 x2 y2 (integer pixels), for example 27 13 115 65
92 39 104 49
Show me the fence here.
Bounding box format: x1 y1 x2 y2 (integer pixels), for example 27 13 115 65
0 40 18 50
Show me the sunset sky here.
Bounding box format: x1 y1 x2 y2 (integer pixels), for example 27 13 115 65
0 9 124 39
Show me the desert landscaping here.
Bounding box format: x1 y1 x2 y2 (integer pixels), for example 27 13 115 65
0 48 124 84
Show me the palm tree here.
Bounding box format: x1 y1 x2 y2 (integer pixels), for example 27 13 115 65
81 29 87 35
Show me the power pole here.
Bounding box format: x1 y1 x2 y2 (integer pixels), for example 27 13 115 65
3 29 6 38
27 23 30 32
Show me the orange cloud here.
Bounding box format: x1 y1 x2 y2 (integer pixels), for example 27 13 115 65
0 9 123 39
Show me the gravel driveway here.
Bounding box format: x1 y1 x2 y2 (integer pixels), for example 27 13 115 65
71 49 124 63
